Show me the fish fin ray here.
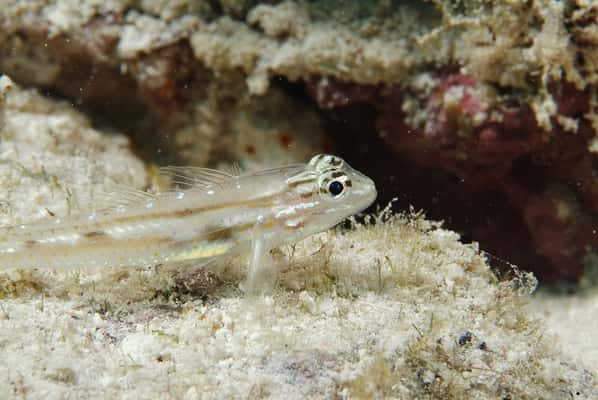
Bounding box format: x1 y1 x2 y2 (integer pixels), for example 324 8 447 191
90 183 157 212
159 166 236 191
228 162 243 176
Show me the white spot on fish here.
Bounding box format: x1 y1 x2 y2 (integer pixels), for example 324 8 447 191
55 234 80 243
276 208 295 218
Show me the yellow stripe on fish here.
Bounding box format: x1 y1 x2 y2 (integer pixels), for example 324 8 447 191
0 154 377 292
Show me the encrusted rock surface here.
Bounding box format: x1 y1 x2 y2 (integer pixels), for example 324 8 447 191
0 78 596 398
0 75 146 226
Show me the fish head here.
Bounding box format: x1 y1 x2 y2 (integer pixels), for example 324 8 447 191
277 154 377 241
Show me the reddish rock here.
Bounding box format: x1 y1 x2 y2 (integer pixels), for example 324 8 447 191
309 74 598 282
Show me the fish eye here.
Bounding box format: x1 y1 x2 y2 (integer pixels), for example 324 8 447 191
318 170 351 200
328 180 344 196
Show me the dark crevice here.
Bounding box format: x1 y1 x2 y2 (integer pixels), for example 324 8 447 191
315 99 552 279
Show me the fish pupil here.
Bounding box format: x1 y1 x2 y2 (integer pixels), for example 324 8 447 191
328 181 344 196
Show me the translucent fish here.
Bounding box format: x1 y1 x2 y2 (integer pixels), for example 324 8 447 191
0 154 377 292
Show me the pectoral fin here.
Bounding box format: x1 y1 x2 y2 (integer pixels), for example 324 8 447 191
242 237 277 295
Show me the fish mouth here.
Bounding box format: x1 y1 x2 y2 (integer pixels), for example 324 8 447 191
367 186 378 207
355 180 378 210
316 201 370 219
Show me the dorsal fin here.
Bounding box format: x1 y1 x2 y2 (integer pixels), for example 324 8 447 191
158 166 235 191
90 183 158 213
70 166 237 214
228 161 243 176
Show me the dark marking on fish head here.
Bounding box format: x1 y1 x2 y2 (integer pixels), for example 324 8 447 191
308 154 344 172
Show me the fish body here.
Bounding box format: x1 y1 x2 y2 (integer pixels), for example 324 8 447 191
0 154 377 279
